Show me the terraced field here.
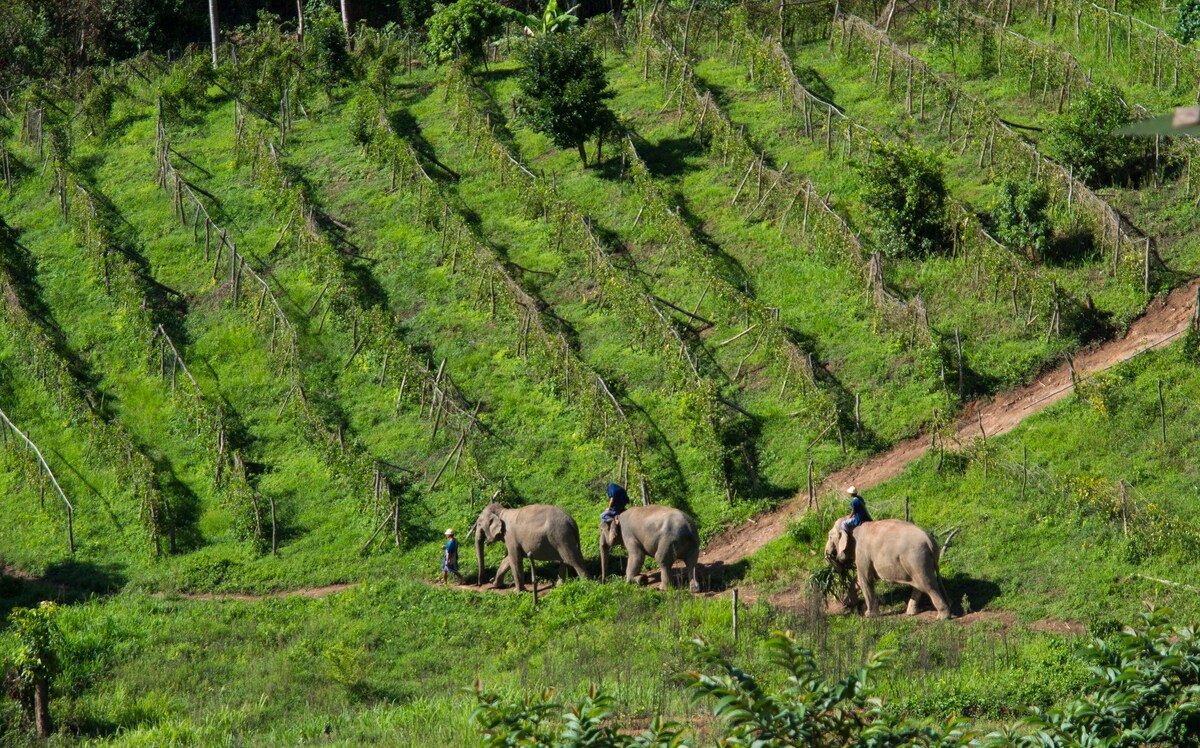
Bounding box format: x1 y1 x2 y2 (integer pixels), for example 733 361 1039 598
3 0 1200 743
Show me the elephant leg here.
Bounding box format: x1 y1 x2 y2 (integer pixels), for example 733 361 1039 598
686 549 700 593
527 556 536 594
492 556 512 588
655 550 676 591
927 575 952 620
625 545 646 585
906 587 923 616
858 568 880 618
511 547 526 592
556 563 567 586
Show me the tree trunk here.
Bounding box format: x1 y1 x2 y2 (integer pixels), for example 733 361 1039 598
208 0 220 67
576 142 588 167
340 0 352 37
297 0 305 39
33 677 50 738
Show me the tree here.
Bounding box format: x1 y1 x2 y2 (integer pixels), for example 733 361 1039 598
425 0 508 68
993 180 1051 263
1176 0 1200 43
7 602 62 739
516 33 617 167
209 0 219 67
857 140 948 258
340 0 352 37
1046 83 1148 186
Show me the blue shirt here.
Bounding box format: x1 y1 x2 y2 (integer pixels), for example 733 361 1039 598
444 538 458 561
847 496 872 528
607 483 630 513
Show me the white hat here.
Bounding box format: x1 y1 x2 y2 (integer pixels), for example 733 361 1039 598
846 486 857 495
444 528 455 536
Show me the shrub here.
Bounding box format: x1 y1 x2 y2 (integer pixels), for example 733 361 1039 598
857 140 948 258
992 180 1051 263
425 0 508 68
1046 83 1149 186
471 610 1200 747
1176 0 1200 44
516 33 618 167
303 3 351 81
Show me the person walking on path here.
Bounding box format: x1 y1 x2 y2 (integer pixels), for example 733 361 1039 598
840 486 873 535
442 528 464 584
600 482 631 524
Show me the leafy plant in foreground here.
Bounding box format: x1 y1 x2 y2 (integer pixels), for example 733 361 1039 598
472 611 1200 747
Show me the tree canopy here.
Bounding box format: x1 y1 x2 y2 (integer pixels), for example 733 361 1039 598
516 32 617 166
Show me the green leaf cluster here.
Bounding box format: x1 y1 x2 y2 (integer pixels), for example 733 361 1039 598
1175 0 1200 44
425 0 508 67
471 611 1200 746
1046 84 1148 187
857 140 948 258
516 33 617 167
992 180 1051 263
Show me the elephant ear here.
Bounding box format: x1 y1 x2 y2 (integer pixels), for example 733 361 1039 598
836 526 851 560
486 514 505 540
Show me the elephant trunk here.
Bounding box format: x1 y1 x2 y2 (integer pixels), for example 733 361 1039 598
475 525 486 586
600 536 609 582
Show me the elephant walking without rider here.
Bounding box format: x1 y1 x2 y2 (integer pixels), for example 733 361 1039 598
474 503 590 592
825 518 952 619
600 505 701 592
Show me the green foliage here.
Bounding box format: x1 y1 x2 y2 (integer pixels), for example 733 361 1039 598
1175 0 1200 44
516 33 617 166
1046 84 1148 186
159 53 214 124
992 180 1051 263
508 0 581 36
425 0 508 67
474 613 1200 747
857 140 948 258
6 602 62 686
304 3 351 80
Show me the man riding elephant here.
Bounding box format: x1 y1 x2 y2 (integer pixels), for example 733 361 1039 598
600 482 631 525
840 485 873 535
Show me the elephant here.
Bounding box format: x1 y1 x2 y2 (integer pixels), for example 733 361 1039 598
600 505 701 592
474 502 590 592
824 518 951 620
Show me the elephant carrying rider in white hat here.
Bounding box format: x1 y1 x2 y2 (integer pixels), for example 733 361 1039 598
840 485 873 536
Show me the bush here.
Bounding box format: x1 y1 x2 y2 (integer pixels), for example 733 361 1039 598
516 33 617 167
303 3 351 81
425 0 508 67
1046 83 1149 186
857 140 948 258
471 610 1200 747
1176 0 1200 44
992 180 1051 263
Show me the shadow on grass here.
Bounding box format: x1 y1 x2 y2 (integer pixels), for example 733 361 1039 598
0 561 127 619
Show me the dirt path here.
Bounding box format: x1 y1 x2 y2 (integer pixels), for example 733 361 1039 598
700 279 1200 567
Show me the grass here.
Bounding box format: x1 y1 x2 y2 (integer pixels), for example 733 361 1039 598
1 7 1200 744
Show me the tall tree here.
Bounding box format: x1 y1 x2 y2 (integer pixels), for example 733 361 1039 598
208 0 219 66
516 33 617 166
340 0 352 36
297 0 305 39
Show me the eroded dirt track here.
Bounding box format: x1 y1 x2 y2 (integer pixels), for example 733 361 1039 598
699 279 1200 567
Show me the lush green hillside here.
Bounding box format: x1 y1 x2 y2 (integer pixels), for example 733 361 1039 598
1 0 1199 743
